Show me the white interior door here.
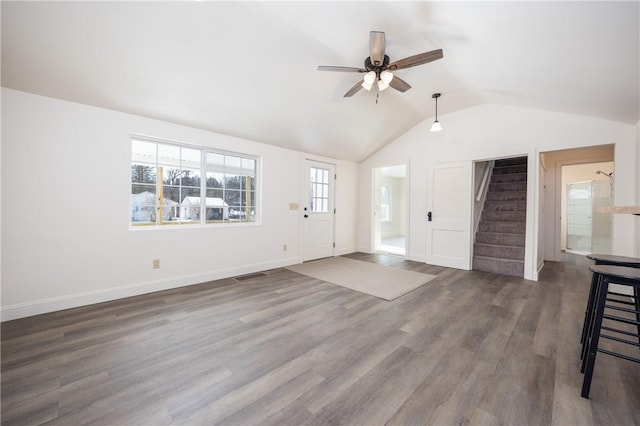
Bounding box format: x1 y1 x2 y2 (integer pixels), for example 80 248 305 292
302 160 335 261
426 161 472 269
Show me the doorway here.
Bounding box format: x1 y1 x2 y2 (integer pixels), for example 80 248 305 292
301 160 336 261
373 165 407 256
539 145 614 263
562 162 614 255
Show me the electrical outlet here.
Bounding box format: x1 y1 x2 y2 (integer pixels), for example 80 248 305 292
153 259 160 269
283 244 287 251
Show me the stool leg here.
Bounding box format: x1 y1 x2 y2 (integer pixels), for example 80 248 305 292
581 273 602 365
635 287 640 349
581 271 599 347
581 275 609 399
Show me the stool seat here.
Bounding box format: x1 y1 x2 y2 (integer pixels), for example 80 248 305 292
587 254 640 267
589 264 640 280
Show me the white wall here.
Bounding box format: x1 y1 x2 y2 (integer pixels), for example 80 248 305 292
1 89 358 320
358 104 637 280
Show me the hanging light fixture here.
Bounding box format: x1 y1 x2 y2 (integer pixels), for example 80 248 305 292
377 70 394 91
361 71 376 91
430 93 442 132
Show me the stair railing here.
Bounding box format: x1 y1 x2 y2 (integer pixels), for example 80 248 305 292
476 160 494 201
474 160 495 239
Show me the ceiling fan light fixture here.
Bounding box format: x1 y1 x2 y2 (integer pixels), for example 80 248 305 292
363 71 376 84
430 93 442 132
362 71 376 91
380 70 394 84
377 79 389 91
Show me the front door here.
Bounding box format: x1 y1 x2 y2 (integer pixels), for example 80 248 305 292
425 161 472 269
302 160 335 261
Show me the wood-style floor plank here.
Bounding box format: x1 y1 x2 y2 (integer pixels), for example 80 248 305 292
2 253 639 425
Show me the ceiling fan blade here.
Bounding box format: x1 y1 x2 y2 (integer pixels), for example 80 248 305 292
317 65 367 73
388 76 412 93
344 80 364 97
369 31 386 66
388 49 443 71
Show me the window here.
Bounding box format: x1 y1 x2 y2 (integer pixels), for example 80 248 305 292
309 167 330 213
131 137 258 227
380 185 391 221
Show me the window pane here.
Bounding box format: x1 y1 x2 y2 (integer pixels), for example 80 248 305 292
224 190 242 207
180 168 201 187
323 169 329 184
131 164 156 184
181 147 201 170
206 153 225 172
242 158 255 175
158 144 181 168
206 188 223 198
131 187 156 223
225 175 241 189
226 155 242 173
162 185 181 203
132 140 157 164
207 172 224 189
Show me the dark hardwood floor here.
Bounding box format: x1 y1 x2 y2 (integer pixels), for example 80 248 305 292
2 253 639 425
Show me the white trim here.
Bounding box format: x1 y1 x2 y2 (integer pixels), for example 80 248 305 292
0 257 300 322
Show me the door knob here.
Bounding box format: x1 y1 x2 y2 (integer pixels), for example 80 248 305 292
427 211 432 221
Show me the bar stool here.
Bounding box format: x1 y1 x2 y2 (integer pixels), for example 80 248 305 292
580 254 640 357
581 264 640 399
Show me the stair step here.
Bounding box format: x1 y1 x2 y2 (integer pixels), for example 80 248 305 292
493 164 527 175
483 200 527 212
494 157 528 167
487 191 527 201
489 181 527 192
478 221 526 234
482 210 526 222
474 243 525 260
476 232 525 247
473 255 524 277
491 173 527 184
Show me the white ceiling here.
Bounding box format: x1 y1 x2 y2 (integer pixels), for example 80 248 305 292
2 1 638 162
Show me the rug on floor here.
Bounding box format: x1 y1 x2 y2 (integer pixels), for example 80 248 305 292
285 256 437 301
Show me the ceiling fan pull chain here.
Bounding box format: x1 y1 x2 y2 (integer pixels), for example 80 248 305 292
376 93 379 104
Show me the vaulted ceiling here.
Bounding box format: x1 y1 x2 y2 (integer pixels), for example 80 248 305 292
2 1 638 162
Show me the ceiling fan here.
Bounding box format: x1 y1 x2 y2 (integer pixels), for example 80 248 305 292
318 31 443 97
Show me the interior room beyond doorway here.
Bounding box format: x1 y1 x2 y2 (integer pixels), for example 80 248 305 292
374 164 407 256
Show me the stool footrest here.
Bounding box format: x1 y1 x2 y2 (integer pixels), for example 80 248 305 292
604 304 640 315
597 348 640 364
602 325 640 338
609 291 637 298
603 313 640 326
601 333 640 347
606 297 636 306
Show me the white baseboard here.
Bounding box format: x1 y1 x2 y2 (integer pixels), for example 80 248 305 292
537 260 545 273
335 246 357 256
1 257 300 322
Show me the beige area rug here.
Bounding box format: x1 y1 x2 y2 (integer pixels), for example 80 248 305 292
286 257 437 301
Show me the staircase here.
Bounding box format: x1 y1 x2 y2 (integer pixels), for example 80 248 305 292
473 157 527 277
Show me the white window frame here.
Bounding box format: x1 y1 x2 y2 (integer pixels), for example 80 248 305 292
130 135 260 228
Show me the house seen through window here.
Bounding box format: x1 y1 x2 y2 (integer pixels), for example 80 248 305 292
131 138 258 226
